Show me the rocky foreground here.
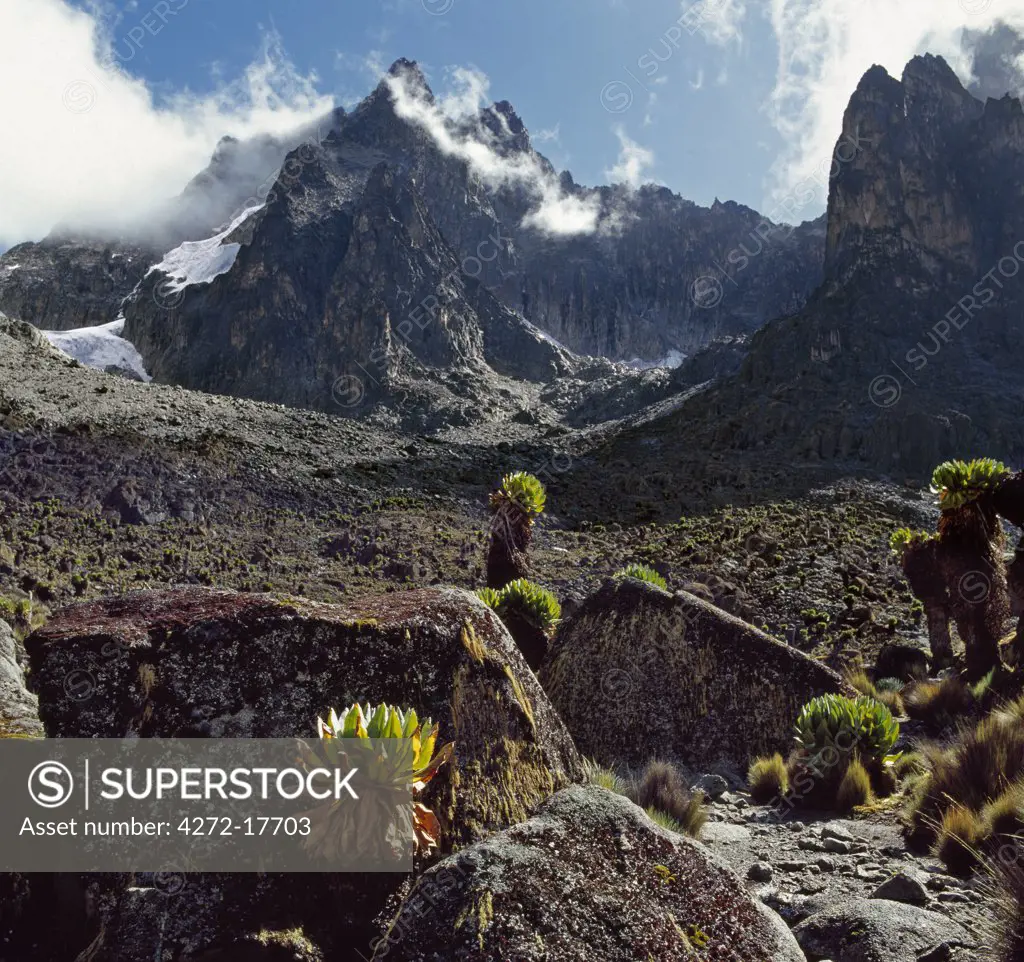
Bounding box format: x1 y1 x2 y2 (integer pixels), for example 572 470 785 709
0 302 1014 962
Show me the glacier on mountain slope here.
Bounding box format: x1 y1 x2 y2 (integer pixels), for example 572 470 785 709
43 316 151 382
147 203 263 294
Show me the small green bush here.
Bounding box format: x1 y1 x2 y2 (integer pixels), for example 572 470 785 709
489 471 546 517
889 528 934 552
614 564 668 591
474 587 503 610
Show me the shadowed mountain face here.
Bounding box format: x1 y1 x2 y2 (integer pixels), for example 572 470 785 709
573 55 1024 521
0 61 823 388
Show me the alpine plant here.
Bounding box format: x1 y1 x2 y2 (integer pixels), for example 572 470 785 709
614 564 668 591
794 694 900 766
299 703 453 862
931 458 1012 680
486 472 546 590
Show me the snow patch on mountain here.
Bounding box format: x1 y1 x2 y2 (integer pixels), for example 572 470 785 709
147 204 263 294
43 315 151 381
623 350 686 370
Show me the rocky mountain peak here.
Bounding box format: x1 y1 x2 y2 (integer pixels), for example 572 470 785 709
901 53 981 125
824 56 1024 282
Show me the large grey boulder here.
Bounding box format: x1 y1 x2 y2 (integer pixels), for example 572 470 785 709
540 579 846 766
372 784 806 962
21 586 583 961
793 898 974 962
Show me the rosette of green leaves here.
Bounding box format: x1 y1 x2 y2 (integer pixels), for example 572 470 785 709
930 458 1010 511
298 703 453 862
498 579 561 634
794 694 899 764
489 471 546 519
889 528 934 553
614 564 668 591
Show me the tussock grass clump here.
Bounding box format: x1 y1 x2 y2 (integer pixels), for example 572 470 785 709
936 806 984 876
987 857 1024 962
614 564 668 591
836 758 874 812
748 754 789 804
843 666 906 717
636 760 706 838
645 806 686 835
982 782 1024 841
906 707 1024 860
581 758 706 838
903 676 975 729
582 757 631 797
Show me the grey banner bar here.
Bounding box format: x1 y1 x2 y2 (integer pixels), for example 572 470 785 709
2 739 415 871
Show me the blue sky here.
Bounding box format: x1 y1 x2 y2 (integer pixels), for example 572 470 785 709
96 0 779 209
2 0 1022 247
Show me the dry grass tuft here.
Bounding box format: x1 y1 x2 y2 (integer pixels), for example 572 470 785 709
904 676 975 728
747 753 789 805
636 760 707 838
936 806 984 876
836 757 874 812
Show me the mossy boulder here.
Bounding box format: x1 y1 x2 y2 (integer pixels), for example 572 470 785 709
371 785 805 962
540 579 845 767
22 587 582 961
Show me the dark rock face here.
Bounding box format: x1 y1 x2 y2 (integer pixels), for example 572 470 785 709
2 59 824 415
539 579 844 767
21 586 582 960
122 160 575 421
0 121 332 333
373 785 806 962
580 55 1024 519
494 194 824 361
0 239 153 332
793 898 971 962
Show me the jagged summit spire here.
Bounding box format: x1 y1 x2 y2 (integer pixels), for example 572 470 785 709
387 58 431 91
901 53 963 90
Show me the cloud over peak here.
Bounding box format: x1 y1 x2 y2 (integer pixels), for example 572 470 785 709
0 0 332 248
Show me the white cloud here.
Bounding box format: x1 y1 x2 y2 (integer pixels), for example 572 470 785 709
764 0 1024 211
689 68 705 90
685 0 748 46
605 129 655 187
0 0 333 248
532 123 561 144
385 65 606 235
